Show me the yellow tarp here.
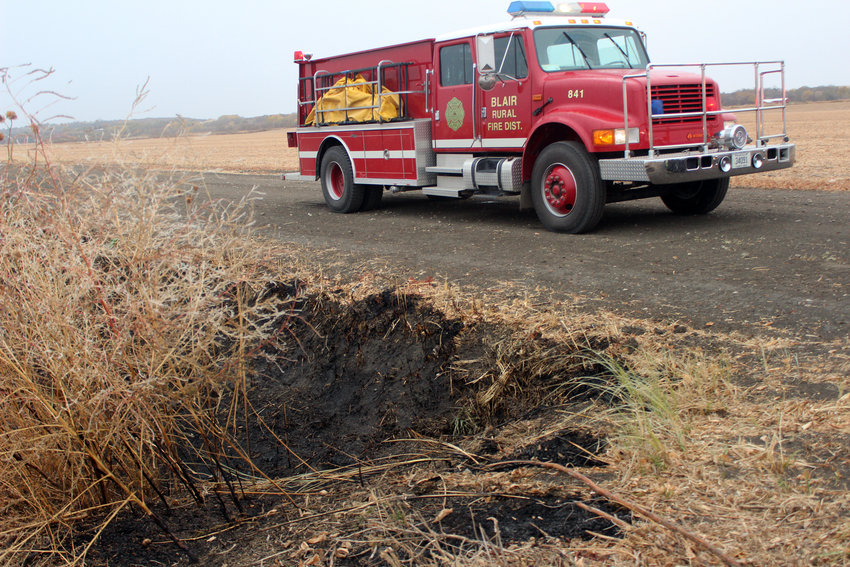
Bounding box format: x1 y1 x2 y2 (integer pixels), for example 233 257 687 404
306 74 401 125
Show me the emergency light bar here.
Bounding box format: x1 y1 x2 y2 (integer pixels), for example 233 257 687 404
508 1 609 16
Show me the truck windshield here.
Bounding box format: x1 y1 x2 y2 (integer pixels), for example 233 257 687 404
534 26 649 72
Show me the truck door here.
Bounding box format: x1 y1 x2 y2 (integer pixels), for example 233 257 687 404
478 32 531 151
433 40 475 149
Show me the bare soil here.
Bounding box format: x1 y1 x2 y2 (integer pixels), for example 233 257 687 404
199 174 850 344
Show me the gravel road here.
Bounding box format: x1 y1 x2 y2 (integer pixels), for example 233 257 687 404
202 173 849 342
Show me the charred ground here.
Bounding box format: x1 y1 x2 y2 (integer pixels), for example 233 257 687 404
86 283 640 566
33 268 850 567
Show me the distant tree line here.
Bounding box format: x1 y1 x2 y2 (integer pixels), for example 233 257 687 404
722 85 850 106
8 113 298 144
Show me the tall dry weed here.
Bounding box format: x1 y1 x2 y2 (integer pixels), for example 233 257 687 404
0 97 296 564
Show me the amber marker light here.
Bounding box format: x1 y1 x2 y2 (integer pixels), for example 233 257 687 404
594 128 639 146
593 129 615 145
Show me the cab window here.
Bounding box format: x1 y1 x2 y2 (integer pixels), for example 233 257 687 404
440 43 473 86
494 35 528 79
534 26 649 71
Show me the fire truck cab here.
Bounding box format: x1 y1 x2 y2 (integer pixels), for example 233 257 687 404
286 1 795 233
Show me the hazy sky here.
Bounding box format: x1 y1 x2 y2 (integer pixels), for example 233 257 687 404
2 0 848 123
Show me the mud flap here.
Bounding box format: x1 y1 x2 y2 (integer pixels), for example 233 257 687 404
519 182 533 211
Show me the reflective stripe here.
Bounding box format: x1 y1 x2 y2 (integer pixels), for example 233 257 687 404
433 138 526 149
301 150 411 160
352 150 410 160
354 177 419 186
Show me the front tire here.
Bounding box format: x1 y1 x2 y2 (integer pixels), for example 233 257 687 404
531 141 605 233
320 146 364 213
661 178 729 215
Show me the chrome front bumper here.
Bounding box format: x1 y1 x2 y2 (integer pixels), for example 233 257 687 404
598 143 796 185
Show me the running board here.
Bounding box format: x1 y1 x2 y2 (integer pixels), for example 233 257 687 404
425 155 522 193
422 173 472 198
422 186 469 198
425 166 463 175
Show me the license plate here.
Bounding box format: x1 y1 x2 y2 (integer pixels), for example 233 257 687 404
732 153 750 169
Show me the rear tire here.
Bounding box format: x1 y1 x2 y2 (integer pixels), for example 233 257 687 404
661 178 729 215
320 146 364 213
360 186 384 211
530 141 605 233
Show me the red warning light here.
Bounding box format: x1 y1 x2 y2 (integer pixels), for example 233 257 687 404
578 2 609 14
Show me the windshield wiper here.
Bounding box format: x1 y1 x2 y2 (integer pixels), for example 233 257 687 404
561 31 593 69
603 33 631 67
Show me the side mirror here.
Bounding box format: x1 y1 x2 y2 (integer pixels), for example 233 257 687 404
476 34 497 91
478 73 497 91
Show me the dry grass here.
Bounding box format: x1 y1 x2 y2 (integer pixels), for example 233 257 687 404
416 291 850 566
436 283 850 566
2 146 848 564
28 128 297 173
215 279 849 566
31 100 850 192
0 125 308 564
2 89 849 565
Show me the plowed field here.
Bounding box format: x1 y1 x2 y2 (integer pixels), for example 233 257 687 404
35 100 850 192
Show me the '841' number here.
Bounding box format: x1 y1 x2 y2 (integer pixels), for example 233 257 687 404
568 89 584 99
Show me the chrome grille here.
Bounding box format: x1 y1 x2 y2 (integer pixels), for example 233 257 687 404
651 83 716 124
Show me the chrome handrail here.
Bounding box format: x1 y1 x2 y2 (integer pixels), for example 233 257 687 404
376 60 394 123
621 61 789 157
312 70 331 127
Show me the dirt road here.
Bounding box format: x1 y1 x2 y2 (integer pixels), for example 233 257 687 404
203 173 849 341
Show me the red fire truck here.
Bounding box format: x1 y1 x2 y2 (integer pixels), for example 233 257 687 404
285 1 795 233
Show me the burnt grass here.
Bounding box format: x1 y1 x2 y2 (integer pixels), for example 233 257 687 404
87 284 634 566
244 288 465 475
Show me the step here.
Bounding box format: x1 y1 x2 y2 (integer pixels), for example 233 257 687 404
421 186 468 198
425 166 463 175
435 174 470 190
425 153 473 176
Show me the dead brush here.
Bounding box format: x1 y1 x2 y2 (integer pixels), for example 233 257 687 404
0 113 300 564
459 332 606 428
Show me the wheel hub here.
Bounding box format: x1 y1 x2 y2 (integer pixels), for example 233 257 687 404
543 165 576 216
328 163 344 200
